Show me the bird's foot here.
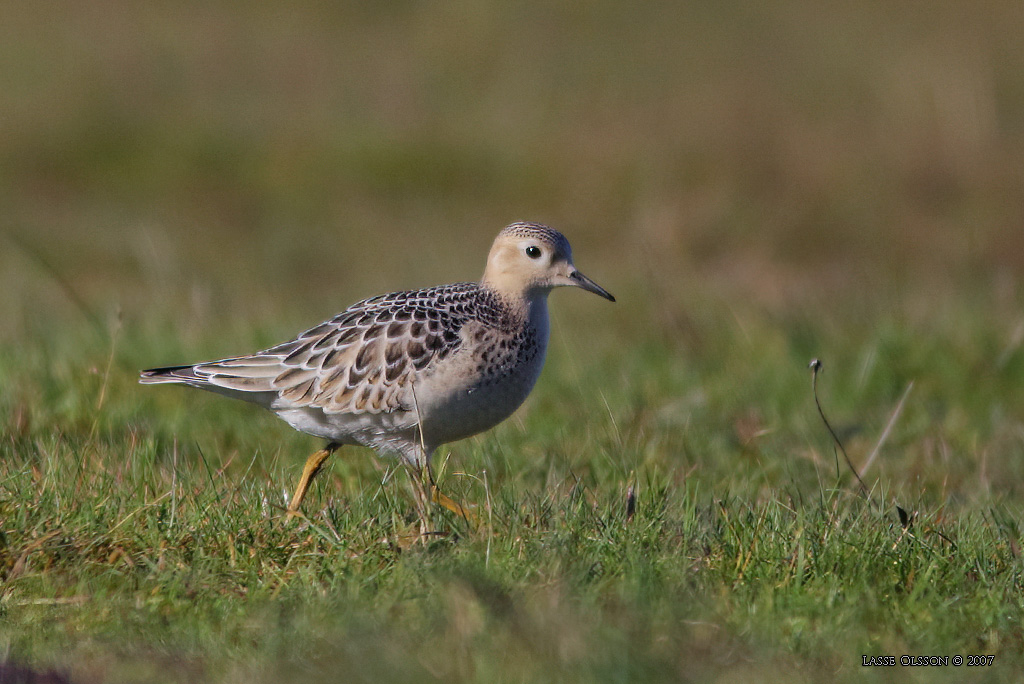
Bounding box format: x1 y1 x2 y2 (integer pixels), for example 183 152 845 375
431 485 479 526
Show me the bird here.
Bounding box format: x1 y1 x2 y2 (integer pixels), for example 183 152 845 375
140 222 614 519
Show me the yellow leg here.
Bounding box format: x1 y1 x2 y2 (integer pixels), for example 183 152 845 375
287 446 334 515
406 463 479 527
431 485 478 524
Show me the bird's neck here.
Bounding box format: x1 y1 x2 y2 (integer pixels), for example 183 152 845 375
480 280 549 329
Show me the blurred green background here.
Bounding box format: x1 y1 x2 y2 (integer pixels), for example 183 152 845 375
4 0 1022 337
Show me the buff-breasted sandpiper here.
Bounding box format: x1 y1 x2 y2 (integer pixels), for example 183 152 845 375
140 222 614 517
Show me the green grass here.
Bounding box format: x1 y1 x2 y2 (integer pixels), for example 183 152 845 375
3 0 1024 681
3 303 1024 683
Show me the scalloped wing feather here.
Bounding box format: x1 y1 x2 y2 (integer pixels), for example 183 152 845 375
184 283 493 415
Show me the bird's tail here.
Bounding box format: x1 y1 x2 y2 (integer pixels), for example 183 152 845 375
139 365 203 384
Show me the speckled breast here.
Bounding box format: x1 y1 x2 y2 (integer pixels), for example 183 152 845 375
417 310 549 448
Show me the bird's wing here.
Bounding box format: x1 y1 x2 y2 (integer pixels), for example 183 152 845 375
161 284 479 414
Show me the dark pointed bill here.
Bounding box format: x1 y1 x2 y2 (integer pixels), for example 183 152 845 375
569 269 615 302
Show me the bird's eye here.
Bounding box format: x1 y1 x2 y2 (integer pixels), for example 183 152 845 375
525 246 542 259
